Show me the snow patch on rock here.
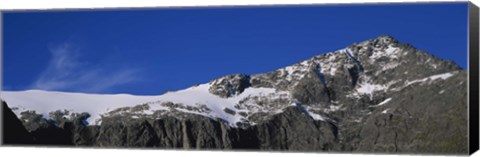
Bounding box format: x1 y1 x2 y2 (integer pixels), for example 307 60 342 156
355 82 387 99
381 108 390 114
372 98 392 107
406 71 457 86
370 45 400 60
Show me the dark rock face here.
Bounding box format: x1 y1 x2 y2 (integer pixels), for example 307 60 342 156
28 124 73 146
4 104 337 151
2 101 35 145
352 72 468 154
151 117 183 148
292 65 332 104
2 36 469 154
209 74 251 98
95 119 158 147
2 101 77 146
87 106 335 150
255 107 337 151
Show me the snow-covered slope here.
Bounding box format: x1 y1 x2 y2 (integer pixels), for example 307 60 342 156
134 83 296 127
2 82 318 127
1 90 161 125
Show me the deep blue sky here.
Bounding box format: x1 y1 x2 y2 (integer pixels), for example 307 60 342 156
2 2 468 95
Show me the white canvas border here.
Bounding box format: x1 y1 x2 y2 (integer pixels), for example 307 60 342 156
0 0 478 157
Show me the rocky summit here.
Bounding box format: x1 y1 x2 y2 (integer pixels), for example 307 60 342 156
2 35 468 154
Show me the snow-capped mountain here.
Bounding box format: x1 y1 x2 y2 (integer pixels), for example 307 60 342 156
1 35 468 154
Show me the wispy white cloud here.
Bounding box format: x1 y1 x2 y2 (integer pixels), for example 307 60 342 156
32 43 140 93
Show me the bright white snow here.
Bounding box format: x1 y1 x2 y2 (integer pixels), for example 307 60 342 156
281 61 310 81
145 83 283 127
405 72 456 86
372 98 392 107
1 90 161 125
381 108 390 114
380 62 400 71
370 45 400 60
324 104 342 113
308 112 326 121
2 83 315 127
356 83 386 99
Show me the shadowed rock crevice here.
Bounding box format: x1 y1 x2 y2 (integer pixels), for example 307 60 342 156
2 101 35 145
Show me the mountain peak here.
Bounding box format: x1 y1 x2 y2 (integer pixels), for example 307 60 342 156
375 35 398 42
3 35 463 128
370 35 399 45
1 34 468 152
348 35 399 52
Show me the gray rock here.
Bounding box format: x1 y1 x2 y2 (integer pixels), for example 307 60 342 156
353 72 468 154
255 106 338 151
209 74 251 98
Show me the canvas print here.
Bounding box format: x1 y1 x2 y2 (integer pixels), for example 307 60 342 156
1 2 477 155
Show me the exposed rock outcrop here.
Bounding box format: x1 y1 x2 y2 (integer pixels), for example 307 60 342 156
209 74 251 98
2 101 35 145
